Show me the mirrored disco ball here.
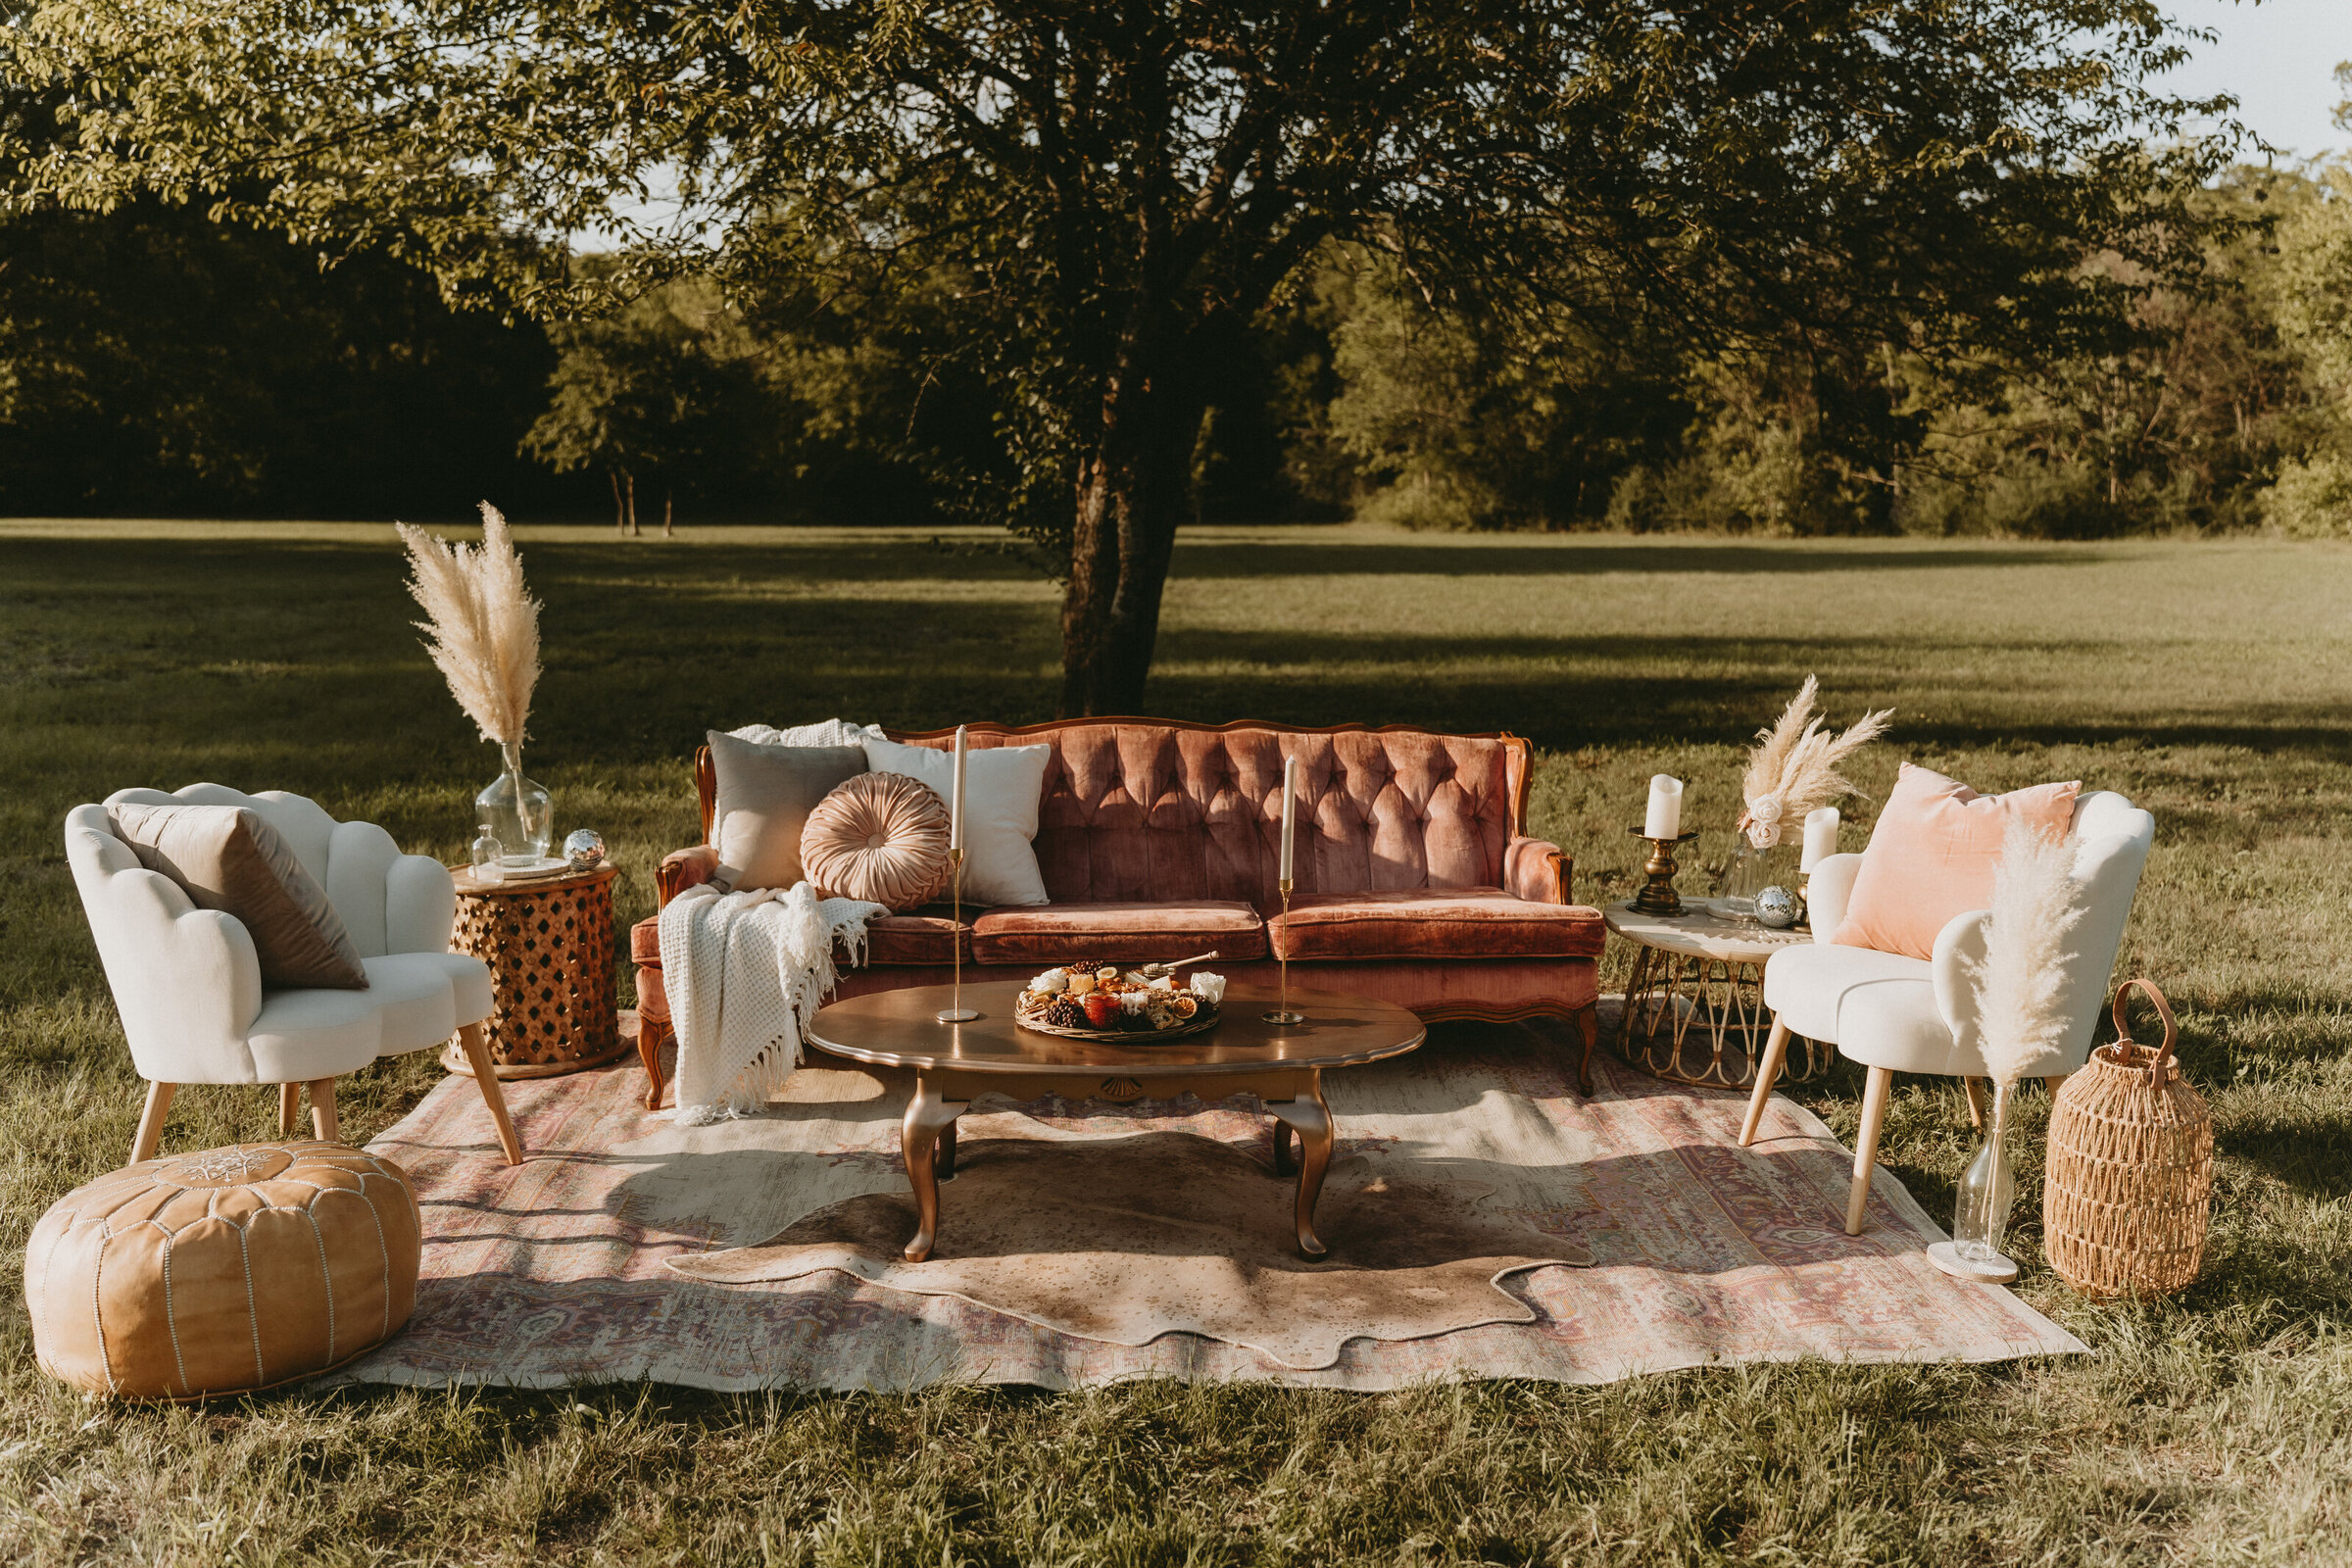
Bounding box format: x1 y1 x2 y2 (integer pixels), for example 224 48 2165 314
1755 885 1800 929
564 828 607 870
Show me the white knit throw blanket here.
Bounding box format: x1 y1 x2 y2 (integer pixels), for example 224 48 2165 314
657 881 889 1123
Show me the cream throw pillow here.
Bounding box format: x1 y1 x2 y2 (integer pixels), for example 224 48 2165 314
707 731 870 891
861 735 1053 906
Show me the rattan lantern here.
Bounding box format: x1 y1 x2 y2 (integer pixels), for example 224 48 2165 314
2042 979 2213 1298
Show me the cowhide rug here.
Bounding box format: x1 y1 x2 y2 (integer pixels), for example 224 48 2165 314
666 1116 1591 1369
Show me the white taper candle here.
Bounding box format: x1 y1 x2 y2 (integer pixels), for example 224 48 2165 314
950 725 968 853
1802 806 1839 872
1644 774 1684 840
1279 756 1298 882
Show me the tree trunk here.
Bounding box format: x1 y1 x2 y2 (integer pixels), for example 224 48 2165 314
610 469 627 533
662 488 674 538
1057 364 1206 716
625 472 639 536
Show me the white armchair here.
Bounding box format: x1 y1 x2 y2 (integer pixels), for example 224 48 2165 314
1740 790 2154 1236
67 786 525 1166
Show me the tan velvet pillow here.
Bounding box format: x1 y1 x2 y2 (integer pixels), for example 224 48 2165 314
1830 762 2081 959
708 730 870 891
801 772 954 911
110 803 369 989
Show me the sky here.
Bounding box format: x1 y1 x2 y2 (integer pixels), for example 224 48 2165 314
2160 0 2352 160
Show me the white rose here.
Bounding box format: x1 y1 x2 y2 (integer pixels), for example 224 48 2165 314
1029 968 1068 995
1743 795 1784 850
1189 971 1227 1004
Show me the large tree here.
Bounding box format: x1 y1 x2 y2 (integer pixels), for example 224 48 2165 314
7 1 2230 711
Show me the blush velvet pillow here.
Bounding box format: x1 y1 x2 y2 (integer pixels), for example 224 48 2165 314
1830 762 2081 959
862 735 1054 906
708 730 871 891
110 803 369 989
801 772 954 910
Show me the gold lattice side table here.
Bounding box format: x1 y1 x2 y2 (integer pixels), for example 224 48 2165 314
1605 898 1829 1090
439 861 637 1080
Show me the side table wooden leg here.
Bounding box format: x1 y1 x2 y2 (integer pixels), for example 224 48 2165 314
901 1075 966 1262
1268 1070 1335 1258
458 1022 527 1166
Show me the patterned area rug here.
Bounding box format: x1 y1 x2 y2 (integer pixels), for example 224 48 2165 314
332 1019 2085 1392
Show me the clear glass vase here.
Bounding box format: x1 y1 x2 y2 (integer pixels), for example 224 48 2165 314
1721 841 1781 923
1953 1082 2020 1266
474 742 553 865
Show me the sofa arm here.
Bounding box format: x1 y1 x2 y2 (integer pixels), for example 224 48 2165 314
657 845 722 907
1505 836 1572 905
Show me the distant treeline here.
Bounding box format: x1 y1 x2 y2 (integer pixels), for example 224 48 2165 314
10 168 2352 537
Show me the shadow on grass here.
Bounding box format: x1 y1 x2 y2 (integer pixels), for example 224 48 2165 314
1165 540 2104 578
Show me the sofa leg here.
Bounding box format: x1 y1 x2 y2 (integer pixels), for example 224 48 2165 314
639 1015 672 1111
131 1081 175 1164
1570 1004 1599 1098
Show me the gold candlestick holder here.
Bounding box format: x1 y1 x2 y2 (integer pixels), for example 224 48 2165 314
935 847 979 1023
1260 877 1304 1026
1627 829 1701 916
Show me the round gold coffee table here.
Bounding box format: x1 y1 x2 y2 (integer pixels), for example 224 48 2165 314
808 981 1426 1262
1605 898 1829 1090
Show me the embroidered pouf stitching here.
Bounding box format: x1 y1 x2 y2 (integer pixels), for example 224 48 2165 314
24 1140 421 1399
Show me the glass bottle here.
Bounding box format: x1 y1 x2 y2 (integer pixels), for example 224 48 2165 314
474 741 553 864
1953 1082 2019 1265
1722 841 1778 923
468 824 507 884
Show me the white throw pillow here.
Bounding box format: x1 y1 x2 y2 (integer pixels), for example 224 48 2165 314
730 718 886 748
861 736 1053 906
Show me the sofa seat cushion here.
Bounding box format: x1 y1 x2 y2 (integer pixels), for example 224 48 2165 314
1269 888 1606 962
970 901 1268 965
633 910 970 976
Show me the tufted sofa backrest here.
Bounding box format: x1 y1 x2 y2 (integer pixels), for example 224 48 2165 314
885 720 1532 907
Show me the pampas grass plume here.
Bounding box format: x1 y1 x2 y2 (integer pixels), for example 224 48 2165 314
397 503 542 749
1969 816 2087 1086
1740 675 1894 843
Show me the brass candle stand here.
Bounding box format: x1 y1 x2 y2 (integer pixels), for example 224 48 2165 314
1628 829 1701 916
935 847 979 1023
1260 877 1304 1026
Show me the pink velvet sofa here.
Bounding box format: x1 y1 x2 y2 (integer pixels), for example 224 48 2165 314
630 719 1605 1106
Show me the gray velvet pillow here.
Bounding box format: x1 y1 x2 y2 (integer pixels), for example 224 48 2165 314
708 730 870 891
110 803 369 990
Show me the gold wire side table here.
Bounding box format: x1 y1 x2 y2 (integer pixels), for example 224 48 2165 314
1604 899 1830 1091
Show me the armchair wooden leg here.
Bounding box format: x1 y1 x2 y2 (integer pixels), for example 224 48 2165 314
130 1081 175 1164
1846 1066 1894 1236
2042 1073 2070 1098
309 1079 340 1143
459 1022 526 1165
1962 1076 1989 1133
1740 1019 1793 1148
278 1082 302 1137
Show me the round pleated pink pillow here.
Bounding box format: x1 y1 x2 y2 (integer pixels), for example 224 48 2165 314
801 772 954 910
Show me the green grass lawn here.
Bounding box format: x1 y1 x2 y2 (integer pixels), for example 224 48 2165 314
1 520 2348 1565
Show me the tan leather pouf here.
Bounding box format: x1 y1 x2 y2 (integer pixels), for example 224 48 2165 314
24 1140 421 1399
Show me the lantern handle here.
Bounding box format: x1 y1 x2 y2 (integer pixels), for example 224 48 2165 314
2110 978 2179 1086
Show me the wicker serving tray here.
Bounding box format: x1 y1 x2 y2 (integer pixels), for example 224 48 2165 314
1013 999 1221 1045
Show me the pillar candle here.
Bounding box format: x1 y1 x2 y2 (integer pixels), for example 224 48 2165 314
1801 806 1839 872
1279 756 1298 883
950 725 967 853
1644 774 1683 840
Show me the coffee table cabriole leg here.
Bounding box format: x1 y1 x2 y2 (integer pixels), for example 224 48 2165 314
900 1074 969 1263
1264 1069 1336 1257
